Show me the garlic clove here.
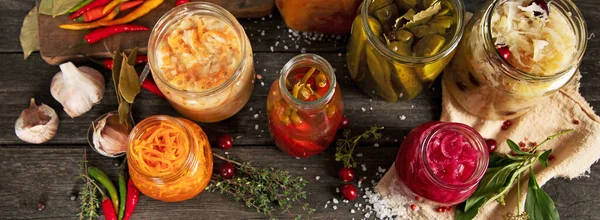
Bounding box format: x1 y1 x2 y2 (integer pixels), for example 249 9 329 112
91 112 131 157
51 62 104 118
15 98 59 144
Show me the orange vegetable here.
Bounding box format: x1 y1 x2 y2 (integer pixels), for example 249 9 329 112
59 7 120 30
103 0 128 14
98 0 164 26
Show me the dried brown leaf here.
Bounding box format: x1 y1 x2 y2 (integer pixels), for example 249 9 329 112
118 56 140 104
20 7 39 60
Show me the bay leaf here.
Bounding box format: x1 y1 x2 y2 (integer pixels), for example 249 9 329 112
112 48 123 103
117 101 130 126
118 56 140 103
127 47 138 66
39 0 80 17
20 7 39 60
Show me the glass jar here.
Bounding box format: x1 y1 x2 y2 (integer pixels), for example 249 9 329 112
346 0 465 102
443 0 588 120
148 2 255 123
127 115 213 202
395 121 488 205
267 54 344 158
275 0 362 34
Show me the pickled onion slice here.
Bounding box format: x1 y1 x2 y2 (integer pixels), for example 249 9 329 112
427 130 480 185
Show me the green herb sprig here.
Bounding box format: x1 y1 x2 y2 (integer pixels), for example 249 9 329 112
335 126 384 168
207 154 314 218
456 130 573 220
77 149 101 220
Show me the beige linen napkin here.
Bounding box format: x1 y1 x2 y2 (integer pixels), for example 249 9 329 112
375 74 600 219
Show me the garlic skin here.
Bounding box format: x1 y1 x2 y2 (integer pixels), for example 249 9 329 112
15 98 59 144
51 62 104 118
92 112 131 157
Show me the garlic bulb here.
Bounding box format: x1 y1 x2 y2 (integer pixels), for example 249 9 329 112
15 98 59 144
51 62 104 118
92 112 131 157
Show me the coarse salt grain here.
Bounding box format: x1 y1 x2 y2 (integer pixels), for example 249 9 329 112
361 107 366 112
254 125 259 130
253 114 259 118
356 153 363 157
374 143 379 147
333 205 338 210
399 115 406 120
333 198 339 204
315 176 320 181
361 164 367 171
270 46 274 52
351 209 356 213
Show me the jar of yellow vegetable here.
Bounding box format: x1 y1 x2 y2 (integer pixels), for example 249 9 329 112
347 0 465 102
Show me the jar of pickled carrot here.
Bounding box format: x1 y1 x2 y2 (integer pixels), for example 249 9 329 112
267 54 344 158
127 115 213 202
148 2 255 123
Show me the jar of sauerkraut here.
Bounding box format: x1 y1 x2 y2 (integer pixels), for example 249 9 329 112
148 2 255 122
127 115 213 202
443 0 588 120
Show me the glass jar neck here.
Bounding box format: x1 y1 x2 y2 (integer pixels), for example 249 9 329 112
147 2 249 96
361 0 465 64
278 54 336 111
127 115 197 183
418 122 488 190
480 0 587 81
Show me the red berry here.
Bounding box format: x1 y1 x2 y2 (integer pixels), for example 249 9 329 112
497 46 511 61
218 134 233 150
338 115 349 130
219 162 235 179
548 154 556 161
414 196 420 201
519 142 526 148
340 184 357 201
503 120 512 126
486 139 497 153
436 207 444 212
338 167 356 182
410 204 416 211
501 125 509 130
445 206 452 211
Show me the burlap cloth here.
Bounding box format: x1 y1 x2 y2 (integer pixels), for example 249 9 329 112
375 73 600 219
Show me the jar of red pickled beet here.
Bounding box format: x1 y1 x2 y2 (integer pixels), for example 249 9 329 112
395 121 488 205
267 54 344 158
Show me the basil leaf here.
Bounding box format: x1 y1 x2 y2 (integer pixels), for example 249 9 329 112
538 150 552 167
507 139 530 155
488 153 514 167
455 199 484 220
526 168 560 220
464 163 519 210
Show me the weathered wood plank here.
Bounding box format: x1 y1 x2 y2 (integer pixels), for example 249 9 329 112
1 146 599 219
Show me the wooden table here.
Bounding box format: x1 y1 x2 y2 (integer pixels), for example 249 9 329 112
1 0 599 219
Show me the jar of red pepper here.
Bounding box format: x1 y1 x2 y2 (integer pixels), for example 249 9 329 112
394 121 488 205
267 54 344 158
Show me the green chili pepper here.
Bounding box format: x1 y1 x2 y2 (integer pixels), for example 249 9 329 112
118 161 127 220
88 166 119 214
68 0 94 13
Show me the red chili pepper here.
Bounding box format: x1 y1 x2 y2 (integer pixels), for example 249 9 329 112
175 0 190 6
70 0 112 20
102 55 147 69
75 1 144 22
101 196 118 220
123 179 140 220
84 24 150 44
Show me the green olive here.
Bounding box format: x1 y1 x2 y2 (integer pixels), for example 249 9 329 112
413 34 446 57
376 4 400 33
428 16 454 34
395 0 418 11
369 0 395 14
394 29 414 43
387 41 412 56
408 25 436 38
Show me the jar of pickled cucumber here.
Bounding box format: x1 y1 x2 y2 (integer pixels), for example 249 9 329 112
443 0 588 120
347 0 465 102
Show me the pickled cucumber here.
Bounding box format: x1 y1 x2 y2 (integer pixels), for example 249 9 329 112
347 16 382 81
391 63 423 99
366 46 397 102
388 41 412 56
428 16 453 34
414 34 446 57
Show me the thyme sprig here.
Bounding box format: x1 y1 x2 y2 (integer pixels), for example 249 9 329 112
77 148 102 220
335 126 384 168
207 154 314 218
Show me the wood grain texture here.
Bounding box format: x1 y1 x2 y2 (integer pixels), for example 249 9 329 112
37 0 275 65
1 147 599 220
0 0 599 219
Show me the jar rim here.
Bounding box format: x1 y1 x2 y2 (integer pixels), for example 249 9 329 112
361 0 466 64
127 115 196 182
147 2 249 95
482 0 588 81
419 122 489 190
278 53 337 110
